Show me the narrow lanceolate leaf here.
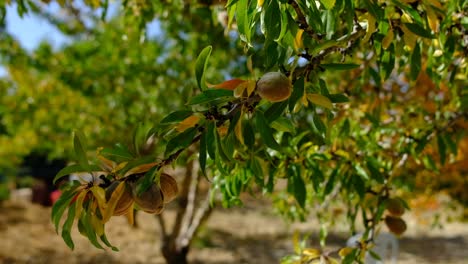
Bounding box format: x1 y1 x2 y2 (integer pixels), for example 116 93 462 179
437 134 447 165
234 116 244 144
175 115 201 133
363 14 376 43
73 130 89 170
165 127 197 156
61 205 76 250
100 233 119 252
100 145 134 162
321 0 336 10
103 181 126 222
81 212 104 249
207 78 247 90
123 162 158 177
52 188 79 233
160 110 193 124
321 63 360 70
307 94 333 109
199 131 207 176
403 23 435 39
195 45 212 91
187 89 233 105
382 28 394 50
74 190 88 221
255 112 281 151
54 164 100 184
91 213 104 236
125 203 135 226
410 43 421 80
90 186 107 217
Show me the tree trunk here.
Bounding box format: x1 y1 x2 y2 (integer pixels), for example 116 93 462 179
161 240 189 264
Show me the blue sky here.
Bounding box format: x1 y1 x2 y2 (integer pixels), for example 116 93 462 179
1 2 161 76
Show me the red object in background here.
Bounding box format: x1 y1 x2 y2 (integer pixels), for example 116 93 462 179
50 190 62 204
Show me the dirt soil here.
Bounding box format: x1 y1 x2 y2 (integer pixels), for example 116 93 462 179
0 198 467 264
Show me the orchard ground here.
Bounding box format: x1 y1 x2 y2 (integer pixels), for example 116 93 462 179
1 193 467 264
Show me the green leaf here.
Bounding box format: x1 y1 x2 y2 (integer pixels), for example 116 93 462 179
290 165 306 208
206 122 217 159
289 76 305 112
51 187 79 233
81 212 104 249
100 233 119 251
100 144 134 162
199 131 207 177
135 167 158 195
437 134 447 165
243 121 255 149
61 205 76 250
54 164 100 184
262 0 281 40
195 45 212 91
165 127 197 156
255 112 281 151
264 100 288 123
307 94 333 109
271 117 296 134
410 43 421 80
73 130 89 170
236 0 250 44
187 89 233 105
354 164 369 180
403 23 435 39
160 110 193 124
328 93 349 103
312 114 327 136
320 0 336 10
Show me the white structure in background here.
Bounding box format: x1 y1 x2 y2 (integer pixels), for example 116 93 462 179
346 232 399 264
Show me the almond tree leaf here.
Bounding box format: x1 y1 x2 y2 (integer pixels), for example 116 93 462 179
160 110 193 124
207 78 247 90
100 145 134 163
271 117 296 134
73 130 89 170
125 203 135 226
175 115 201 133
91 213 104 237
187 89 233 105
81 212 104 249
320 0 336 10
61 205 76 250
255 112 281 151
321 63 360 70
382 28 394 50
363 14 376 43
401 24 417 50
103 181 125 222
90 186 107 217
403 22 435 39
307 94 333 109
74 190 88 221
51 186 80 233
100 233 119 252
195 45 212 91
199 131 207 177
123 162 158 177
165 127 197 156
410 42 421 80
54 164 100 184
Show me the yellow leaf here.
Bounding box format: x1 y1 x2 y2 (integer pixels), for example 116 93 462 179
90 186 107 216
301 93 309 107
235 114 244 144
175 115 200 133
426 6 439 33
112 162 128 174
103 181 125 222
123 162 158 177
307 94 333 109
425 0 443 9
91 213 104 236
382 28 394 50
339 247 353 258
363 14 376 43
294 29 304 50
97 154 115 171
207 78 247 90
293 230 301 254
74 190 88 220
401 24 417 51
234 80 256 98
302 248 321 258
257 0 265 8
125 203 135 226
